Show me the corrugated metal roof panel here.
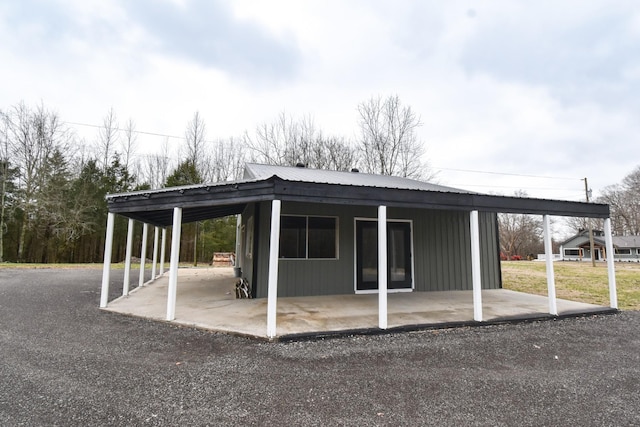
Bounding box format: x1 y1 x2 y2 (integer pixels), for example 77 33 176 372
244 163 474 194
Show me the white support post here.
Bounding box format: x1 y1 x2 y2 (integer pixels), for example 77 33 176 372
167 208 182 321
543 214 558 315
139 223 149 287
267 200 282 339
604 218 618 309
160 228 167 276
100 213 115 308
470 210 483 322
378 205 388 330
122 218 134 296
151 226 159 280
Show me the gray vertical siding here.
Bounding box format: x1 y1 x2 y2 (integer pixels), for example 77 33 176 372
251 201 501 298
238 204 256 289
255 201 376 298
480 212 502 289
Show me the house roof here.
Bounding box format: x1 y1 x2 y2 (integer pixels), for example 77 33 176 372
243 163 472 194
106 163 610 227
613 236 640 248
560 231 640 248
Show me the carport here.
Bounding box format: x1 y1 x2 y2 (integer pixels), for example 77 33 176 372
99 164 618 339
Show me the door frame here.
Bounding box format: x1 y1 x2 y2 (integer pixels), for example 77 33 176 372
353 217 415 294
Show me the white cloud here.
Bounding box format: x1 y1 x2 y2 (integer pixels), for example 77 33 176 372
1 0 638 204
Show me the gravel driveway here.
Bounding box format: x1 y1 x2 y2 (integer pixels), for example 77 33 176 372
1 268 639 426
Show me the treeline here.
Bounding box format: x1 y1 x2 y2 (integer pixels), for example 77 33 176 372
0 95 429 263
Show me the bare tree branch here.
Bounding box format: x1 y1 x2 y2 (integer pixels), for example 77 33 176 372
356 94 431 179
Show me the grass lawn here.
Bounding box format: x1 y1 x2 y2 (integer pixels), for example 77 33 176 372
502 261 640 311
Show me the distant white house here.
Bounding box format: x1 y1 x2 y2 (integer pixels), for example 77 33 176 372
558 229 640 262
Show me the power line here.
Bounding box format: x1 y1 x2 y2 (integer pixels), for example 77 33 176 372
64 121 185 140
432 166 580 181
449 183 583 192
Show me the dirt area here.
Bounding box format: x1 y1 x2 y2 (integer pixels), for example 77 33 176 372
1 268 639 426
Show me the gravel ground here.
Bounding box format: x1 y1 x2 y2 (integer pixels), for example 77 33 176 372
0 268 639 426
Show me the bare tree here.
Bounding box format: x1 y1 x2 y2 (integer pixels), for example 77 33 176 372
357 94 431 179
498 191 544 259
310 135 357 171
598 166 640 235
0 112 11 262
499 213 544 259
140 138 173 188
120 118 138 171
4 102 69 260
564 216 605 235
99 108 119 170
245 111 357 170
210 136 246 182
246 111 299 165
183 111 207 182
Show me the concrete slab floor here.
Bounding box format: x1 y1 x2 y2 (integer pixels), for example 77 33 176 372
104 267 613 340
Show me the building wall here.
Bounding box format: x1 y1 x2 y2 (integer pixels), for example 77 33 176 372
248 201 501 298
612 249 640 262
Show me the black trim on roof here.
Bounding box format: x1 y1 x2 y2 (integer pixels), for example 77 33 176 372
106 175 610 226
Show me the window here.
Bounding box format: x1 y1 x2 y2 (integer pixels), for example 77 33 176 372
615 248 631 255
279 216 337 259
564 248 581 256
637 248 640 255
280 216 306 258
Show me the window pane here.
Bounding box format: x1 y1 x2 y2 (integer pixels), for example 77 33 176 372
308 217 337 258
389 227 406 281
279 216 306 258
361 225 377 281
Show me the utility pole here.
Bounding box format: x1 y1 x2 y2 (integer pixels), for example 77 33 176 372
584 178 596 267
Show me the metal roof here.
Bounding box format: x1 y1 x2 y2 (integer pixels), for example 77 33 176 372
243 163 473 194
560 231 640 248
106 163 610 227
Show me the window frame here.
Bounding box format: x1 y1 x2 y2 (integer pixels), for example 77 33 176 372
614 248 632 255
278 214 339 260
564 248 581 257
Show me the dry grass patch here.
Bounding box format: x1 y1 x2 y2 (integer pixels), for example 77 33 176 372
502 261 640 310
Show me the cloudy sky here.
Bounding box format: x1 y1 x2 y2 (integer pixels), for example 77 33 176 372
2 0 639 202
